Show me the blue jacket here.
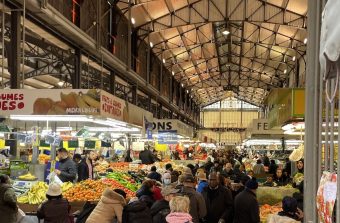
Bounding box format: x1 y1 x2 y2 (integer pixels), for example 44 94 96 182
196 180 208 193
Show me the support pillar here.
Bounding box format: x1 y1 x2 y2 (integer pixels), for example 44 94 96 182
146 30 151 84
72 48 81 88
127 1 132 70
9 11 20 89
96 0 101 50
132 85 137 105
110 71 116 95
169 76 173 103
304 0 323 222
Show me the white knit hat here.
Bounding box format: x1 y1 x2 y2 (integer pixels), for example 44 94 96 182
46 183 62 196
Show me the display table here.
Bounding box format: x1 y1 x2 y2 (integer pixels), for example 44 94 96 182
256 187 298 205
19 201 89 214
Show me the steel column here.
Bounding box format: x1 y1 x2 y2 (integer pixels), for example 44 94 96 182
304 0 323 222
146 29 151 84
110 71 116 95
9 10 20 89
73 48 81 89
96 0 101 50
132 85 137 105
127 0 132 70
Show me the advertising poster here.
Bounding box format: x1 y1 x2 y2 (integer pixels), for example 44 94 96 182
316 171 337 223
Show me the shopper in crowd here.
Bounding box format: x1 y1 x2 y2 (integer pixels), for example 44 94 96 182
284 157 292 178
136 180 155 208
267 196 303 223
151 180 163 201
55 148 77 182
263 154 270 168
221 163 234 178
234 178 260 223
37 183 71 223
187 164 196 176
0 174 17 223
247 170 254 179
210 161 222 173
171 170 180 183
268 159 278 175
86 188 127 223
293 181 304 211
73 154 82 164
162 172 172 186
165 163 173 172
171 151 181 160
183 167 193 176
175 174 185 190
147 166 162 182
293 159 304 188
150 186 179 223
122 197 152 223
273 168 288 186
179 175 207 223
201 172 233 223
196 172 208 193
253 159 265 175
263 176 275 187
203 157 214 174
78 150 96 182
139 147 155 165
166 196 193 223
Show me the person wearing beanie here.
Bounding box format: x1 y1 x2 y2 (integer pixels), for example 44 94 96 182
267 196 303 223
37 183 71 223
233 178 260 223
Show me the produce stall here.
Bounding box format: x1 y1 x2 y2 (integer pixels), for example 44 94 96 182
256 186 298 205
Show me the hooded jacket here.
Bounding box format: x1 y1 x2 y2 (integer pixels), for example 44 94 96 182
78 158 94 182
122 200 153 223
58 157 77 182
37 198 71 223
86 188 126 223
0 184 17 223
166 212 193 223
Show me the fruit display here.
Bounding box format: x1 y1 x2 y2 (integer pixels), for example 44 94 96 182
18 173 37 181
38 154 51 164
33 89 100 115
257 187 298 205
17 182 48 204
61 182 73 192
63 179 108 202
260 204 282 222
106 172 142 191
109 162 130 172
101 178 136 198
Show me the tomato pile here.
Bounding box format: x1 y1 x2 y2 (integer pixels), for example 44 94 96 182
101 178 136 198
63 179 109 202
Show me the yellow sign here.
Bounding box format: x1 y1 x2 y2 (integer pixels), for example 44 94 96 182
155 141 167 151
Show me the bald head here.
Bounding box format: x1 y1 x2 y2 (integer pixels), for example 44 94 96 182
208 172 219 189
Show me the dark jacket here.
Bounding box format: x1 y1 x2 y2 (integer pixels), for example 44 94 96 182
269 164 278 175
78 158 94 182
293 192 304 211
221 169 234 179
58 157 77 182
234 189 260 223
147 171 162 182
139 150 155 165
204 161 214 173
273 175 289 186
122 200 152 223
180 186 207 223
136 185 155 208
202 186 233 223
0 184 17 223
37 198 71 223
150 199 170 223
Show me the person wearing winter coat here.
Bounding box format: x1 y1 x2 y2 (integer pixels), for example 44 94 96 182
150 186 179 223
234 178 260 223
179 175 207 223
221 163 234 179
166 196 193 223
122 198 153 223
268 160 278 175
267 196 303 223
253 159 265 175
273 169 289 186
136 180 155 208
139 148 155 164
0 174 17 223
196 172 208 193
147 166 162 182
86 188 127 223
55 148 77 182
37 183 71 223
78 151 96 182
201 172 233 223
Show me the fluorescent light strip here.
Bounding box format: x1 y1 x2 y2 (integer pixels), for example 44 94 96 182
10 115 92 122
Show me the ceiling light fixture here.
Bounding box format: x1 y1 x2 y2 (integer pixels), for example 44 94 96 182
222 30 230 36
172 71 175 76
150 42 153 48
57 81 64 87
304 38 308 44
292 56 296 61
284 69 287 74
181 83 184 87
163 58 166 64
131 18 135 25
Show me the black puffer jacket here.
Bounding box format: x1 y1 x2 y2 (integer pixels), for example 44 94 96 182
122 201 152 223
150 199 170 223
